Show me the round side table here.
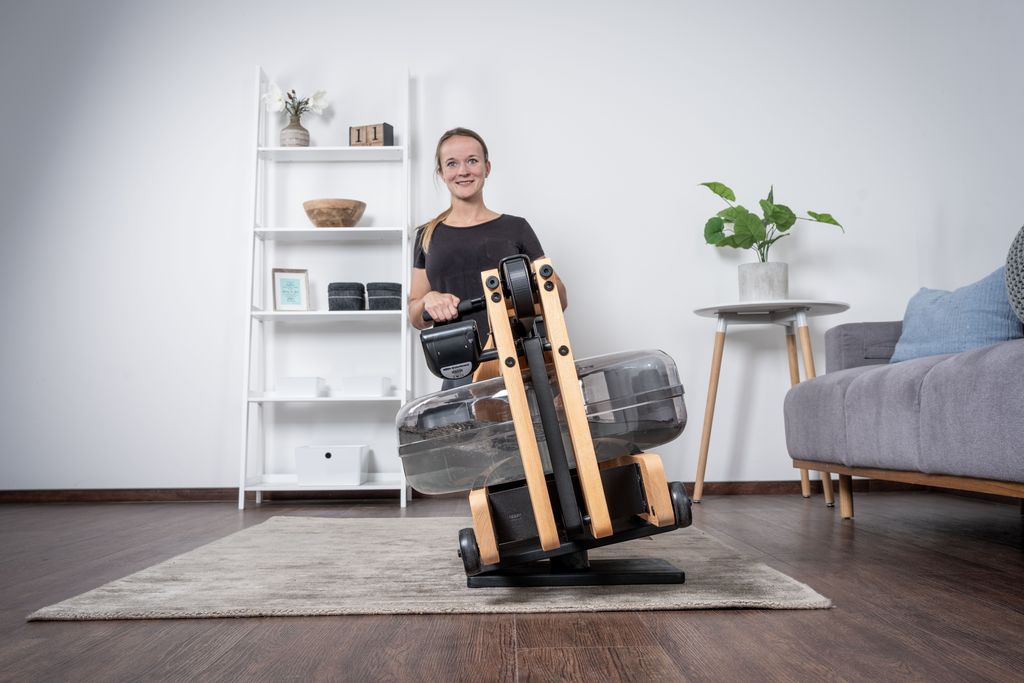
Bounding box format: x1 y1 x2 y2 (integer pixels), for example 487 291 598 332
692 300 850 505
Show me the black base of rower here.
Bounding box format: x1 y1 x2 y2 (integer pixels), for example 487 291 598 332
467 553 685 588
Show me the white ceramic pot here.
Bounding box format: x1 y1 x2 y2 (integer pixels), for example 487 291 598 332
738 262 788 301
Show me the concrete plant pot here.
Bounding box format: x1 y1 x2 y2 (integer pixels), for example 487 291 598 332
738 262 788 301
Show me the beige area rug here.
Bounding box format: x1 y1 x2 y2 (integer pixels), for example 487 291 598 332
28 516 830 620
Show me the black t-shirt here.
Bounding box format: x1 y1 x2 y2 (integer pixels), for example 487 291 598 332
413 214 545 339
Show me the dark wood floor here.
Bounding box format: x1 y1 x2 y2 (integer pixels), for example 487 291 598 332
1 491 1021 682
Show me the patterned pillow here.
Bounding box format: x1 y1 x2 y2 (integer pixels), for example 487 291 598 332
1007 225 1024 324
890 267 1024 363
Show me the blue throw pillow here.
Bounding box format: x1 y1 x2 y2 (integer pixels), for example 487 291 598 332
890 267 1024 363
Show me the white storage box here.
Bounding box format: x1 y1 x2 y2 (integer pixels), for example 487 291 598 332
295 444 369 485
334 375 392 397
274 377 328 397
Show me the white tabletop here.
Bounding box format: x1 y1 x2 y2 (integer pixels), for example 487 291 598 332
694 300 850 319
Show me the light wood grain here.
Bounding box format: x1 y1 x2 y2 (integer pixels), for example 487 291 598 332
482 268 559 551
533 257 612 539
795 323 833 506
600 454 675 527
786 326 812 498
793 458 1024 500
838 474 854 519
693 329 726 502
469 488 500 565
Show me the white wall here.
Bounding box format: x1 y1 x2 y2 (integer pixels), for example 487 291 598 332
1 0 1021 488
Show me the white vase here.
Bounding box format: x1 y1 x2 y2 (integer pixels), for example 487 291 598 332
738 262 788 302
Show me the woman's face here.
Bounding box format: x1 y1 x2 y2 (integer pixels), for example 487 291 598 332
438 135 490 201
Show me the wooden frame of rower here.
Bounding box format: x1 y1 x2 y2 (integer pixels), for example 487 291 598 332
460 256 690 588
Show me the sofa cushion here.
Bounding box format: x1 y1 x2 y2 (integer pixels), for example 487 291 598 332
784 365 877 466
843 353 954 471
785 353 952 470
919 339 1024 483
891 267 1023 363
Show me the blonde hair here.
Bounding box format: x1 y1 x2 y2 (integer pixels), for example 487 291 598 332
419 127 490 253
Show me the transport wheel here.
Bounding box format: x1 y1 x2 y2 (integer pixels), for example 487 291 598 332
669 481 693 528
458 528 481 575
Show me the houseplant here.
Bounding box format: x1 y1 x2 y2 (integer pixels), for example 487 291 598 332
263 83 329 147
700 181 843 301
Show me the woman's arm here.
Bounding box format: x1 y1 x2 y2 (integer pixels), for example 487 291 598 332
408 268 460 329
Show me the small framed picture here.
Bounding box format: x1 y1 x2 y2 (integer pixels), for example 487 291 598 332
272 268 310 311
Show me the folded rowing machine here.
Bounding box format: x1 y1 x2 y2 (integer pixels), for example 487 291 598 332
400 255 692 587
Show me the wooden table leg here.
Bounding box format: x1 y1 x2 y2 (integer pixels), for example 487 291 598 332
796 312 834 507
786 324 811 498
693 317 727 503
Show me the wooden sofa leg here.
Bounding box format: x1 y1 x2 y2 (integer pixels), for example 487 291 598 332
838 474 854 519
799 469 811 498
820 470 834 507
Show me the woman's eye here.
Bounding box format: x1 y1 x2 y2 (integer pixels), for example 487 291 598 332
446 161 456 167
467 159 478 165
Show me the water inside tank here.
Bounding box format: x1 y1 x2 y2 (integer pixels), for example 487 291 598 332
396 349 686 494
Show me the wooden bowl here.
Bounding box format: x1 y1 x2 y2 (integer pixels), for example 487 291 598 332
302 199 367 228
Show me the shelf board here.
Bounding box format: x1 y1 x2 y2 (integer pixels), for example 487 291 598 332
251 310 402 322
245 473 404 492
248 394 402 404
255 227 405 242
258 146 404 162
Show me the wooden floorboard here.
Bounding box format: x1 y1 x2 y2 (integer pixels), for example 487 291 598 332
0 492 1021 682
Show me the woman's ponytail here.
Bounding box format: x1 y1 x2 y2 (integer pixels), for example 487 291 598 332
419 206 452 254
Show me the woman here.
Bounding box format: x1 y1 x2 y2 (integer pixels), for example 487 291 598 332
409 127 566 388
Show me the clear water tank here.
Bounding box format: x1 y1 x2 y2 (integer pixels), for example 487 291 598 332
397 349 686 494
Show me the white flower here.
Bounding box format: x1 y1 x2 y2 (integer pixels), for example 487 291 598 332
262 83 285 113
307 90 329 115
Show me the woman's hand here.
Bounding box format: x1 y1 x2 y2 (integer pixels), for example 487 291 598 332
422 290 461 323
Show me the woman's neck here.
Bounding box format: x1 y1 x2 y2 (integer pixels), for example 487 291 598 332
445 196 499 227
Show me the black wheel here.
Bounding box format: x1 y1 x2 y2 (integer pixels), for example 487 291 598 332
502 257 536 321
458 527 481 575
669 481 693 528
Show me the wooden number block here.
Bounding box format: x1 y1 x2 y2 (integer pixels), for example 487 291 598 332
349 125 369 146
366 122 394 146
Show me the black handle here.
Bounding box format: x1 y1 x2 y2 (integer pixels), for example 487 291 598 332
421 296 486 323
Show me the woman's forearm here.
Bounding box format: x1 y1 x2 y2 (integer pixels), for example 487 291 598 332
408 294 429 329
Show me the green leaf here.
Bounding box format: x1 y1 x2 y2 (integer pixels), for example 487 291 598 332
769 203 797 232
733 208 767 247
718 235 741 248
704 217 725 245
759 199 774 222
807 211 844 230
700 181 736 202
717 206 746 223
767 185 774 204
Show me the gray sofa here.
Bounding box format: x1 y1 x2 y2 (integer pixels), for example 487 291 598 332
784 321 1024 517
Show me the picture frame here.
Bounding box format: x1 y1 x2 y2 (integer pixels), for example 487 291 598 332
272 268 310 311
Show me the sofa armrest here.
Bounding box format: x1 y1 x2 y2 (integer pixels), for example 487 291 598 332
824 321 903 373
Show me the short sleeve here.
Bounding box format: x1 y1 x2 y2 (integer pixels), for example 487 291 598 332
413 226 426 269
518 218 545 259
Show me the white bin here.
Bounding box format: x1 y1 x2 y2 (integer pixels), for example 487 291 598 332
335 375 391 397
274 377 328 397
296 444 368 485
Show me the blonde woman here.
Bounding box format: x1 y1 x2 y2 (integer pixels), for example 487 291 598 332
409 127 566 388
